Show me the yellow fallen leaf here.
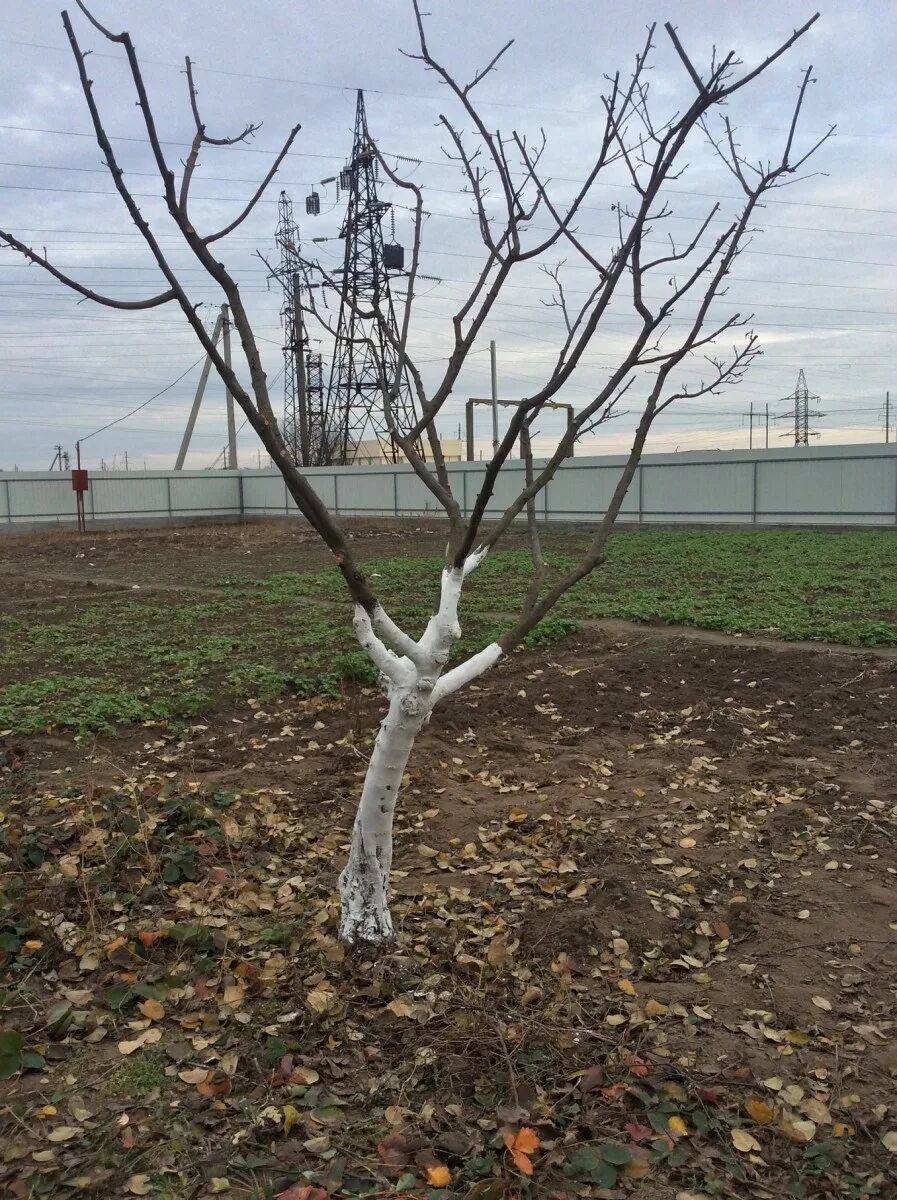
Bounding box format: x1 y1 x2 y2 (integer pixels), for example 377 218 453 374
746 1098 775 1125
117 1037 146 1056
210 1180 231 1194
283 1104 302 1137
138 998 165 1022
780 1117 816 1144
617 979 637 997
127 1175 152 1196
881 1130 897 1152
802 1098 831 1124
426 1165 452 1187
47 1126 80 1143
644 998 668 1018
833 1122 853 1138
668 1115 689 1139
731 1128 761 1153
386 999 414 1018
305 983 336 1015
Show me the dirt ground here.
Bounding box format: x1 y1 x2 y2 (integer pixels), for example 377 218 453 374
0 519 589 614
1 523 896 1198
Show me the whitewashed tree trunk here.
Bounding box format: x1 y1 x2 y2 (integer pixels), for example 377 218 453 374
338 558 501 945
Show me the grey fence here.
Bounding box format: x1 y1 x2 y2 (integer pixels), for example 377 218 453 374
3 442 897 531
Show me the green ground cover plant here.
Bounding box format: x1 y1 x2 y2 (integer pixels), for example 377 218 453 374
2 529 894 735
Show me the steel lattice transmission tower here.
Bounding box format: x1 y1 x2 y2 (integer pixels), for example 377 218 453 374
273 191 328 466
777 369 824 445
324 91 421 464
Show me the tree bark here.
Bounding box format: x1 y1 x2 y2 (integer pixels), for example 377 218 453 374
338 679 429 944
338 562 500 945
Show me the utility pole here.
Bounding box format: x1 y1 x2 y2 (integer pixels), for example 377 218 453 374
765 402 769 449
223 304 237 470
175 306 225 470
748 401 753 450
124 450 129 472
490 340 500 453
886 391 891 444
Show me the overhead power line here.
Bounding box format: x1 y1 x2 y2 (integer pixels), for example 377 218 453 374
78 354 206 443
2 120 897 218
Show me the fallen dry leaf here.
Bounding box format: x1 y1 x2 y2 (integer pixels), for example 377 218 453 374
179 1067 209 1085
138 998 165 1021
779 1117 816 1144
426 1165 452 1187
47 1126 80 1143
745 1098 775 1125
731 1128 761 1153
668 1115 689 1139
504 1126 539 1176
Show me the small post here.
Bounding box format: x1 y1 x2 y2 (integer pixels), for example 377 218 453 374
748 402 753 450
751 458 758 524
223 304 238 470
886 391 891 444
465 399 475 462
765 402 769 449
490 339 499 453
72 439 88 534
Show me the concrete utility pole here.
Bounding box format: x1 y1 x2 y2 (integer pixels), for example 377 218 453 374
223 304 238 470
749 402 753 450
175 307 225 470
490 340 499 453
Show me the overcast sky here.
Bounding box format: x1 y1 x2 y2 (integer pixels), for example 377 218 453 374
0 1 894 470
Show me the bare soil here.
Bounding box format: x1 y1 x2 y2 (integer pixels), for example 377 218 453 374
1 522 895 1198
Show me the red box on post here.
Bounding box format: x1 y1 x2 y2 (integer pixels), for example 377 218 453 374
71 469 89 492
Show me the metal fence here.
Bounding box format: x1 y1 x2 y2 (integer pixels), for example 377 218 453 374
3 442 897 531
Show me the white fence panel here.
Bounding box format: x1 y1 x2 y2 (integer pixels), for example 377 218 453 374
167 472 240 517
242 471 289 515
91 475 168 518
3 445 896 530
641 460 754 524
547 459 638 521
757 454 896 525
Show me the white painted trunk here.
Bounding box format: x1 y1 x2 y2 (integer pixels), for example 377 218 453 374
338 683 429 944
338 558 502 946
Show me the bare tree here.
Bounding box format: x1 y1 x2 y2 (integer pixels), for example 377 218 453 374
0 3 829 945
